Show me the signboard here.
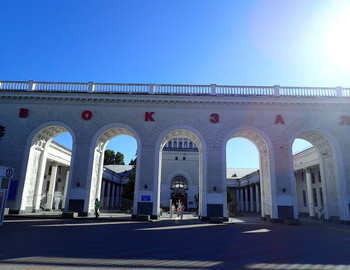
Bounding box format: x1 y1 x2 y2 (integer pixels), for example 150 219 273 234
0 166 14 178
0 190 7 225
141 195 151 202
0 166 14 226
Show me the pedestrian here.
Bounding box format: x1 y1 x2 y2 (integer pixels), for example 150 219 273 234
94 198 101 218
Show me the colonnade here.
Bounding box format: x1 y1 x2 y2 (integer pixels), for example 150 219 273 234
100 180 125 209
236 184 261 212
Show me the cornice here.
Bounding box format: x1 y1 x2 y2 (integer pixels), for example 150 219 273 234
1 90 350 107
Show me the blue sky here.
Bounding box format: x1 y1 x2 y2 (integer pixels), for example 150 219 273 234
3 0 349 167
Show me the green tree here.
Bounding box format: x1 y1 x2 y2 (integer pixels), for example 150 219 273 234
104 149 116 165
115 151 125 165
122 170 135 200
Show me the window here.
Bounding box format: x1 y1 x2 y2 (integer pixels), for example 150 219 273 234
48 166 52 176
179 141 182 148
175 157 178 160
302 190 307 207
184 141 188 148
183 157 186 161
313 188 318 207
171 175 188 190
58 166 62 175
173 141 177 148
189 142 193 148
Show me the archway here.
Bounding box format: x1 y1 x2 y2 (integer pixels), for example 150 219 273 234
226 137 259 217
88 126 138 215
225 129 271 219
292 131 346 221
20 124 73 212
157 128 204 217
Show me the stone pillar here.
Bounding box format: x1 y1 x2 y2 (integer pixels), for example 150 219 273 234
46 163 58 210
270 144 297 220
250 185 255 212
236 189 240 211
62 169 70 209
66 141 95 214
111 184 116 208
106 181 111 208
305 168 315 217
205 145 227 219
101 180 106 207
255 184 260 212
33 151 48 211
245 187 249 211
238 189 243 211
133 142 159 218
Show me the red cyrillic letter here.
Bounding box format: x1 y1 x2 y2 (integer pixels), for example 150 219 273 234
145 112 155 122
19 108 29 118
274 114 285 124
210 113 220 123
81 110 92 120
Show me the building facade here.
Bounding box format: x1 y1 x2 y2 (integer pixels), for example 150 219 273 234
1 81 350 222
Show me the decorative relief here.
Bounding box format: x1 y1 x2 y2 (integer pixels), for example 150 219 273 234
233 130 268 156
96 127 134 152
33 126 67 149
90 150 101 212
299 131 339 216
25 149 41 207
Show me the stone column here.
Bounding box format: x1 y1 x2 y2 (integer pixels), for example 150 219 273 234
250 185 255 212
305 168 315 218
239 189 243 211
101 180 106 207
236 189 240 211
255 184 260 212
106 181 111 208
111 184 116 208
62 169 70 209
245 187 249 212
46 163 58 210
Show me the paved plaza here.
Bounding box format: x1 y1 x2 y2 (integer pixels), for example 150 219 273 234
1 215 350 270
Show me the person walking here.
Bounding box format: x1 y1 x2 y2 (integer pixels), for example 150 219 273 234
94 198 101 218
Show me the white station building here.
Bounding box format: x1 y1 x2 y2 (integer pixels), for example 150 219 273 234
1 80 350 223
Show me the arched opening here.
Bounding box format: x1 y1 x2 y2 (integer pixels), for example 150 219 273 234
225 130 271 219
89 127 138 216
292 132 342 221
170 175 188 209
158 129 203 217
21 125 73 213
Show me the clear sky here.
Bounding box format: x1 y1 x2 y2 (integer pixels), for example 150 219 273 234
3 0 347 167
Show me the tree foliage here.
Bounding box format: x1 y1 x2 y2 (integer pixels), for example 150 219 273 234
104 149 125 165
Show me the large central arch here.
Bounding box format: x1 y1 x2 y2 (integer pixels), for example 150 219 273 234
155 127 206 217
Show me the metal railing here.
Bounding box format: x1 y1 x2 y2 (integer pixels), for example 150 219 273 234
1 80 350 98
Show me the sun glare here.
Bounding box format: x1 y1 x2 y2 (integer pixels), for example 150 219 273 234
325 8 350 71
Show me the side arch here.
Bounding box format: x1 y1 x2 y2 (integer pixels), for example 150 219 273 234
289 128 348 220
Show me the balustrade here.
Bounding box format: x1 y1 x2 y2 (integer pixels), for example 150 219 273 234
0 80 349 98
